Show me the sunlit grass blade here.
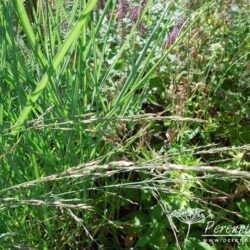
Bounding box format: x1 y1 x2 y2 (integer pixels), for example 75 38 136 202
11 0 98 135
13 0 47 70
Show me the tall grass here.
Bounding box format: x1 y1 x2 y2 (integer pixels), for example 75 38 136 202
0 0 249 249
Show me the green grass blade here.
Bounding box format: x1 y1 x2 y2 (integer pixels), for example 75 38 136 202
13 0 47 70
112 1 171 108
11 0 98 135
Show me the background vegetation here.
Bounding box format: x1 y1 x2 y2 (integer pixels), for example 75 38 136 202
0 0 249 249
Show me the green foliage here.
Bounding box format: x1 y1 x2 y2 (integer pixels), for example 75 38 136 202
0 0 249 249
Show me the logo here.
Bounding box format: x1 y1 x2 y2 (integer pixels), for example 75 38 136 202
170 208 250 244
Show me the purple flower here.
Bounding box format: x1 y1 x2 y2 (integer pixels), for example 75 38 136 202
130 3 147 34
167 26 181 45
130 6 141 23
165 18 185 47
116 0 130 19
